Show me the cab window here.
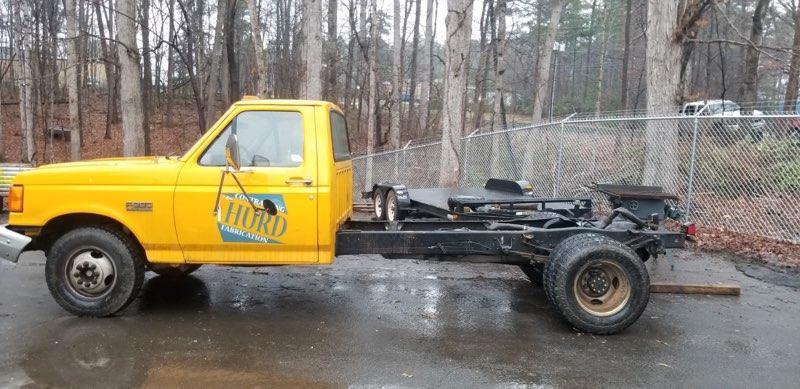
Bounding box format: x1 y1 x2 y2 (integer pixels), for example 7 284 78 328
330 111 351 161
200 111 304 167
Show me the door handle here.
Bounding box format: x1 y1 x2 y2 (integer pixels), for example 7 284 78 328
285 178 313 186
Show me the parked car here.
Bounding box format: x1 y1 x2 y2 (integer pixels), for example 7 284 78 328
680 99 766 141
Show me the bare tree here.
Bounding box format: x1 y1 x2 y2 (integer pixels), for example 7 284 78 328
739 0 772 112
247 0 270 97
65 0 82 160
389 0 403 149
418 0 435 137
364 0 379 190
302 0 323 99
325 0 338 102
205 0 227 129
438 0 474 186
593 0 610 115
785 0 800 113
405 0 423 137
620 0 633 111
13 0 35 163
531 0 565 123
140 0 153 153
117 0 147 156
492 0 507 131
489 0 507 178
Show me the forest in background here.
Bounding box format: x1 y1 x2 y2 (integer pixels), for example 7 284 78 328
0 0 798 185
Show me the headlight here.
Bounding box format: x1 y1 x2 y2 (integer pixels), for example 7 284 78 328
8 185 23 212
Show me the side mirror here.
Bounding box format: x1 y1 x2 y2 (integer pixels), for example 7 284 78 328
225 133 241 171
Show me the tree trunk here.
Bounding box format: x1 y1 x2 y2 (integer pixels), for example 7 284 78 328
472 0 492 132
117 0 147 156
593 0 609 116
438 0 474 187
302 0 323 99
325 0 338 102
247 0 270 97
531 0 564 123
739 0 771 113
66 0 82 160
389 0 403 149
14 0 35 163
492 0 507 131
644 0 681 189
582 0 597 103
364 0 379 190
140 0 152 154
784 0 800 113
490 0 507 178
225 0 240 105
406 0 422 138
205 0 227 129
93 0 115 139
620 0 633 111
164 0 176 128
418 0 435 138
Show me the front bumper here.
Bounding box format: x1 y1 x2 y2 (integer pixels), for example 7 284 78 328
0 224 32 263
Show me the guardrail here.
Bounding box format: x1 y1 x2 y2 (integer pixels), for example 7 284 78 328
352 115 800 243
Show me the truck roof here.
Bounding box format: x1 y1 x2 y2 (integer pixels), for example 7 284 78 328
233 98 334 107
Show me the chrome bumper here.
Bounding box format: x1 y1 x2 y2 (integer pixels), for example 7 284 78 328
0 224 31 263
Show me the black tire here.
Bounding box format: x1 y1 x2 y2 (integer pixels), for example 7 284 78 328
148 263 201 277
386 190 406 221
373 190 386 220
543 233 649 335
45 227 145 317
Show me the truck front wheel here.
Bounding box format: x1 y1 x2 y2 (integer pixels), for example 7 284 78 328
543 233 649 334
45 227 145 317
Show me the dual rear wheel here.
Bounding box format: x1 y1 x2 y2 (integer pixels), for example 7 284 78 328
542 233 650 334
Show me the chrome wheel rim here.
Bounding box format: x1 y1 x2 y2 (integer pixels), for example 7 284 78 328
374 193 384 219
573 260 631 317
66 248 116 298
387 193 397 221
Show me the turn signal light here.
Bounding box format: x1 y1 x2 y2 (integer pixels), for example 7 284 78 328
682 222 697 236
7 185 23 213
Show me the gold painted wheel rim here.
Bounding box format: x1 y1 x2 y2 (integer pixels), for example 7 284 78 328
573 260 631 317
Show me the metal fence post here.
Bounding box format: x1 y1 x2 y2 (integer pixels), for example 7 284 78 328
401 140 411 183
461 129 480 186
552 113 576 197
685 116 700 220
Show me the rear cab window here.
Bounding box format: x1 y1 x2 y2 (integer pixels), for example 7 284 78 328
330 111 351 162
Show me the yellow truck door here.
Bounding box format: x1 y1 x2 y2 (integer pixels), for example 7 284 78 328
173 106 319 264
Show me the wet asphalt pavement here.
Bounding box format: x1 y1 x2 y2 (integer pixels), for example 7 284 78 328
0 249 798 388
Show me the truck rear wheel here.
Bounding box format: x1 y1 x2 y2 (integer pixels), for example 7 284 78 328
543 233 649 334
45 227 145 317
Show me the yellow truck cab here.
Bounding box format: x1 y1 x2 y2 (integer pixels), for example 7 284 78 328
0 99 353 316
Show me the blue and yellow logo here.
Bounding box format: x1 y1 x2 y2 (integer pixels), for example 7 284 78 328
217 193 288 244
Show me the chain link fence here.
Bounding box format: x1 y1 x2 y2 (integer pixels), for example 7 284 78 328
352 115 800 243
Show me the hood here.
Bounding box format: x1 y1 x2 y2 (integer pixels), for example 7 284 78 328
14 156 185 186
36 156 166 170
